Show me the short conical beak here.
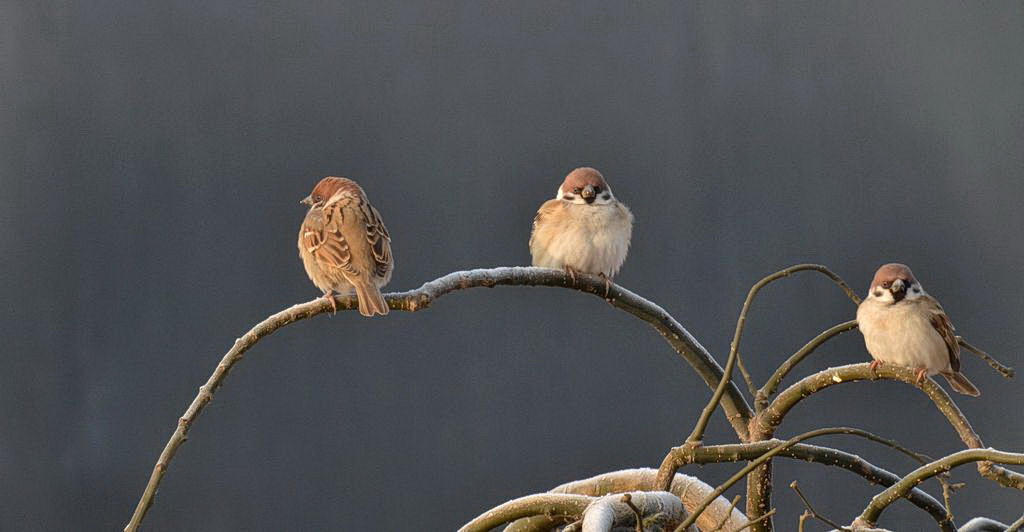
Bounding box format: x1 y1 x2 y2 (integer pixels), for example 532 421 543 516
300 195 313 206
581 184 596 203
891 279 906 293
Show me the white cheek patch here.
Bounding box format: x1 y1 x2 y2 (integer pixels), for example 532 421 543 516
872 289 895 303
904 283 926 299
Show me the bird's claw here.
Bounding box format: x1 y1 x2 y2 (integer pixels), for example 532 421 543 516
869 360 881 379
915 368 928 385
564 266 578 286
324 292 338 314
598 273 613 300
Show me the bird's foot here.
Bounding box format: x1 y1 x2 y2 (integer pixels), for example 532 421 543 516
869 360 882 379
598 273 613 301
915 368 928 385
563 266 578 286
323 292 338 314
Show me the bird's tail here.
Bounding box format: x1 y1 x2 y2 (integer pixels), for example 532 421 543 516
941 371 980 397
354 281 389 317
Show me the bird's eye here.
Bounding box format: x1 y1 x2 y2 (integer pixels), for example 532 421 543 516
573 187 582 194
314 194 322 202
881 281 892 289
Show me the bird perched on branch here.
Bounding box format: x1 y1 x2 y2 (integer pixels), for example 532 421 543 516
298 177 394 317
529 167 633 295
856 263 979 396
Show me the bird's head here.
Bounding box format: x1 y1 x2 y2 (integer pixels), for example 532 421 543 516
868 263 924 304
301 177 356 208
556 167 615 205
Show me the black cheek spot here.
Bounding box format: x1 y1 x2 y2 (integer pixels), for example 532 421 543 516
873 290 883 297
912 287 920 293
601 193 609 200
562 194 574 200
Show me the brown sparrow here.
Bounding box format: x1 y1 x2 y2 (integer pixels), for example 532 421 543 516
298 177 394 317
529 167 633 293
856 263 979 396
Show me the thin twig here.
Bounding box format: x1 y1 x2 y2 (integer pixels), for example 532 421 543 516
957 337 1015 379
125 267 753 531
789 480 849 531
689 264 859 446
708 495 742 532
939 476 964 523
621 493 644 532
757 320 859 409
734 509 776 532
797 510 811 532
737 355 759 404
855 448 1024 526
673 427 869 532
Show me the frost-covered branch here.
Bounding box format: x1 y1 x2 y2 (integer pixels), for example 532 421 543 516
655 435 951 528
744 362 1024 530
675 427 910 532
853 449 1024 528
501 469 748 532
125 267 752 532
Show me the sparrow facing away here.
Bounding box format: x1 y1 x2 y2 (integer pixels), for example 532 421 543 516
529 167 633 292
298 177 394 317
856 263 979 396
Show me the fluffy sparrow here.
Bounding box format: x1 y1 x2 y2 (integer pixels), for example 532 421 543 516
298 177 394 317
856 263 979 396
529 167 633 293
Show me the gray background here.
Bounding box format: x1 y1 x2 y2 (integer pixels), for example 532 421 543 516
2 2 1022 530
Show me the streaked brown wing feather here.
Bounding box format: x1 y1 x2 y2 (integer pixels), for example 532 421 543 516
362 203 393 278
304 199 357 275
926 297 961 372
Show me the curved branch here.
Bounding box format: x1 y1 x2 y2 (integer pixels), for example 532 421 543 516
505 468 748 532
855 449 1024 527
746 362 1024 531
675 427 876 532
458 493 593 532
757 320 859 408
656 436 952 529
124 267 752 532
751 364 1024 502
582 491 689 532
688 264 858 446
758 363 971 445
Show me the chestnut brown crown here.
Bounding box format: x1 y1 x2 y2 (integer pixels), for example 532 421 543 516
561 167 609 192
301 176 363 207
869 263 918 291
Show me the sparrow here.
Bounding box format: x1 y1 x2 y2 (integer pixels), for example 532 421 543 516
298 176 394 317
856 263 979 396
529 167 633 294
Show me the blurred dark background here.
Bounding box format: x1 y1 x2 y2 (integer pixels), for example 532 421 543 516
2 2 1022 530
